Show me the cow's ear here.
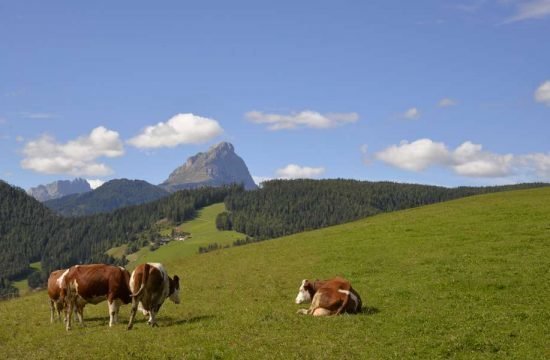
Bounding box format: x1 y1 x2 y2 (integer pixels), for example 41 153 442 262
173 275 180 286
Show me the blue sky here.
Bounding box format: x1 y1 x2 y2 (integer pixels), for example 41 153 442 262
1 0 549 190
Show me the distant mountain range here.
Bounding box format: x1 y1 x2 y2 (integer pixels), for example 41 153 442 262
44 179 169 217
30 142 257 216
27 178 91 202
160 142 257 192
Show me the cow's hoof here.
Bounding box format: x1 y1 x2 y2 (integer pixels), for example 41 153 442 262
296 309 308 315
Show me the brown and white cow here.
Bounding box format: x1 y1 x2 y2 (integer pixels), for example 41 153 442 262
59 264 132 330
47 269 84 323
127 263 180 330
295 276 362 316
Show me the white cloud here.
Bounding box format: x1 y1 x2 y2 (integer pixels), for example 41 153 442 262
252 176 272 186
376 139 450 171
128 113 223 148
451 141 514 177
275 164 326 179
86 179 105 189
20 126 124 176
506 0 550 22
245 110 358 130
402 107 420 119
534 80 550 106
438 98 457 107
375 138 550 180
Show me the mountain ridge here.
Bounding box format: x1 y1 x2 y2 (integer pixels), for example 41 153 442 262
27 178 91 202
160 142 257 192
44 179 169 216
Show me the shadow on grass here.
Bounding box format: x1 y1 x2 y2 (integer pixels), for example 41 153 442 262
361 306 380 315
165 314 216 326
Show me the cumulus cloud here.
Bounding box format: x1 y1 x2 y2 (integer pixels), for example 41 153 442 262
506 0 550 22
402 107 420 119
438 98 457 107
21 126 124 176
128 113 223 148
245 110 358 130
86 179 105 189
452 141 514 177
375 138 550 180
275 164 326 179
376 139 450 171
534 80 550 106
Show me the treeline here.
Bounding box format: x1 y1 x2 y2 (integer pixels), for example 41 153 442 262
0 181 59 280
0 180 242 286
223 179 548 240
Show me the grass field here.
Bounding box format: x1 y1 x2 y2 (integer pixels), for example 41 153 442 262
124 203 246 269
1 188 549 359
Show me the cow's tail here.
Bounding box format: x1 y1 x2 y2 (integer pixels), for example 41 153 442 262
131 263 150 298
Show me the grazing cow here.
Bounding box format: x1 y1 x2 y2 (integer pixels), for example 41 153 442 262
295 276 362 316
127 263 180 330
60 264 132 330
47 269 84 323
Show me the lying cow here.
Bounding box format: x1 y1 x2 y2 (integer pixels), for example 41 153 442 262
295 276 362 316
47 269 84 323
60 264 132 330
127 263 180 330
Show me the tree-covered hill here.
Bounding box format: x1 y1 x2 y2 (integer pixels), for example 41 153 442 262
0 180 59 281
0 180 241 289
44 179 170 216
223 179 548 240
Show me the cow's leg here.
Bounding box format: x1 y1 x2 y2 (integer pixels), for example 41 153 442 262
127 297 139 330
148 307 158 327
312 308 332 316
66 298 73 331
49 299 55 323
108 299 121 327
75 302 84 324
56 301 64 322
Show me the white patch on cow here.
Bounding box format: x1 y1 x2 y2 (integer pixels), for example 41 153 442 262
56 269 70 289
295 279 312 304
129 270 138 294
338 289 359 311
108 300 122 327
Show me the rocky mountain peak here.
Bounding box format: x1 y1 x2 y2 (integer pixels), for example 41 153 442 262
27 178 92 202
160 142 257 192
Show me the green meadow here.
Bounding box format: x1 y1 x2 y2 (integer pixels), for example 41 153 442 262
0 188 549 359
124 203 247 269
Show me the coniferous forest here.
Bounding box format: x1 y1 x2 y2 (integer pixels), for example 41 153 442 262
223 179 548 240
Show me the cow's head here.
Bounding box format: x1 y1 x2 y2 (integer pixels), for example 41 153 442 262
295 279 314 304
169 275 181 304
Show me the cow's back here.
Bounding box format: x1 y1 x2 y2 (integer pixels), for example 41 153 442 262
65 264 131 304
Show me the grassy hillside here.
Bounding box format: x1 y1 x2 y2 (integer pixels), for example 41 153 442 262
1 188 549 359
124 203 246 269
